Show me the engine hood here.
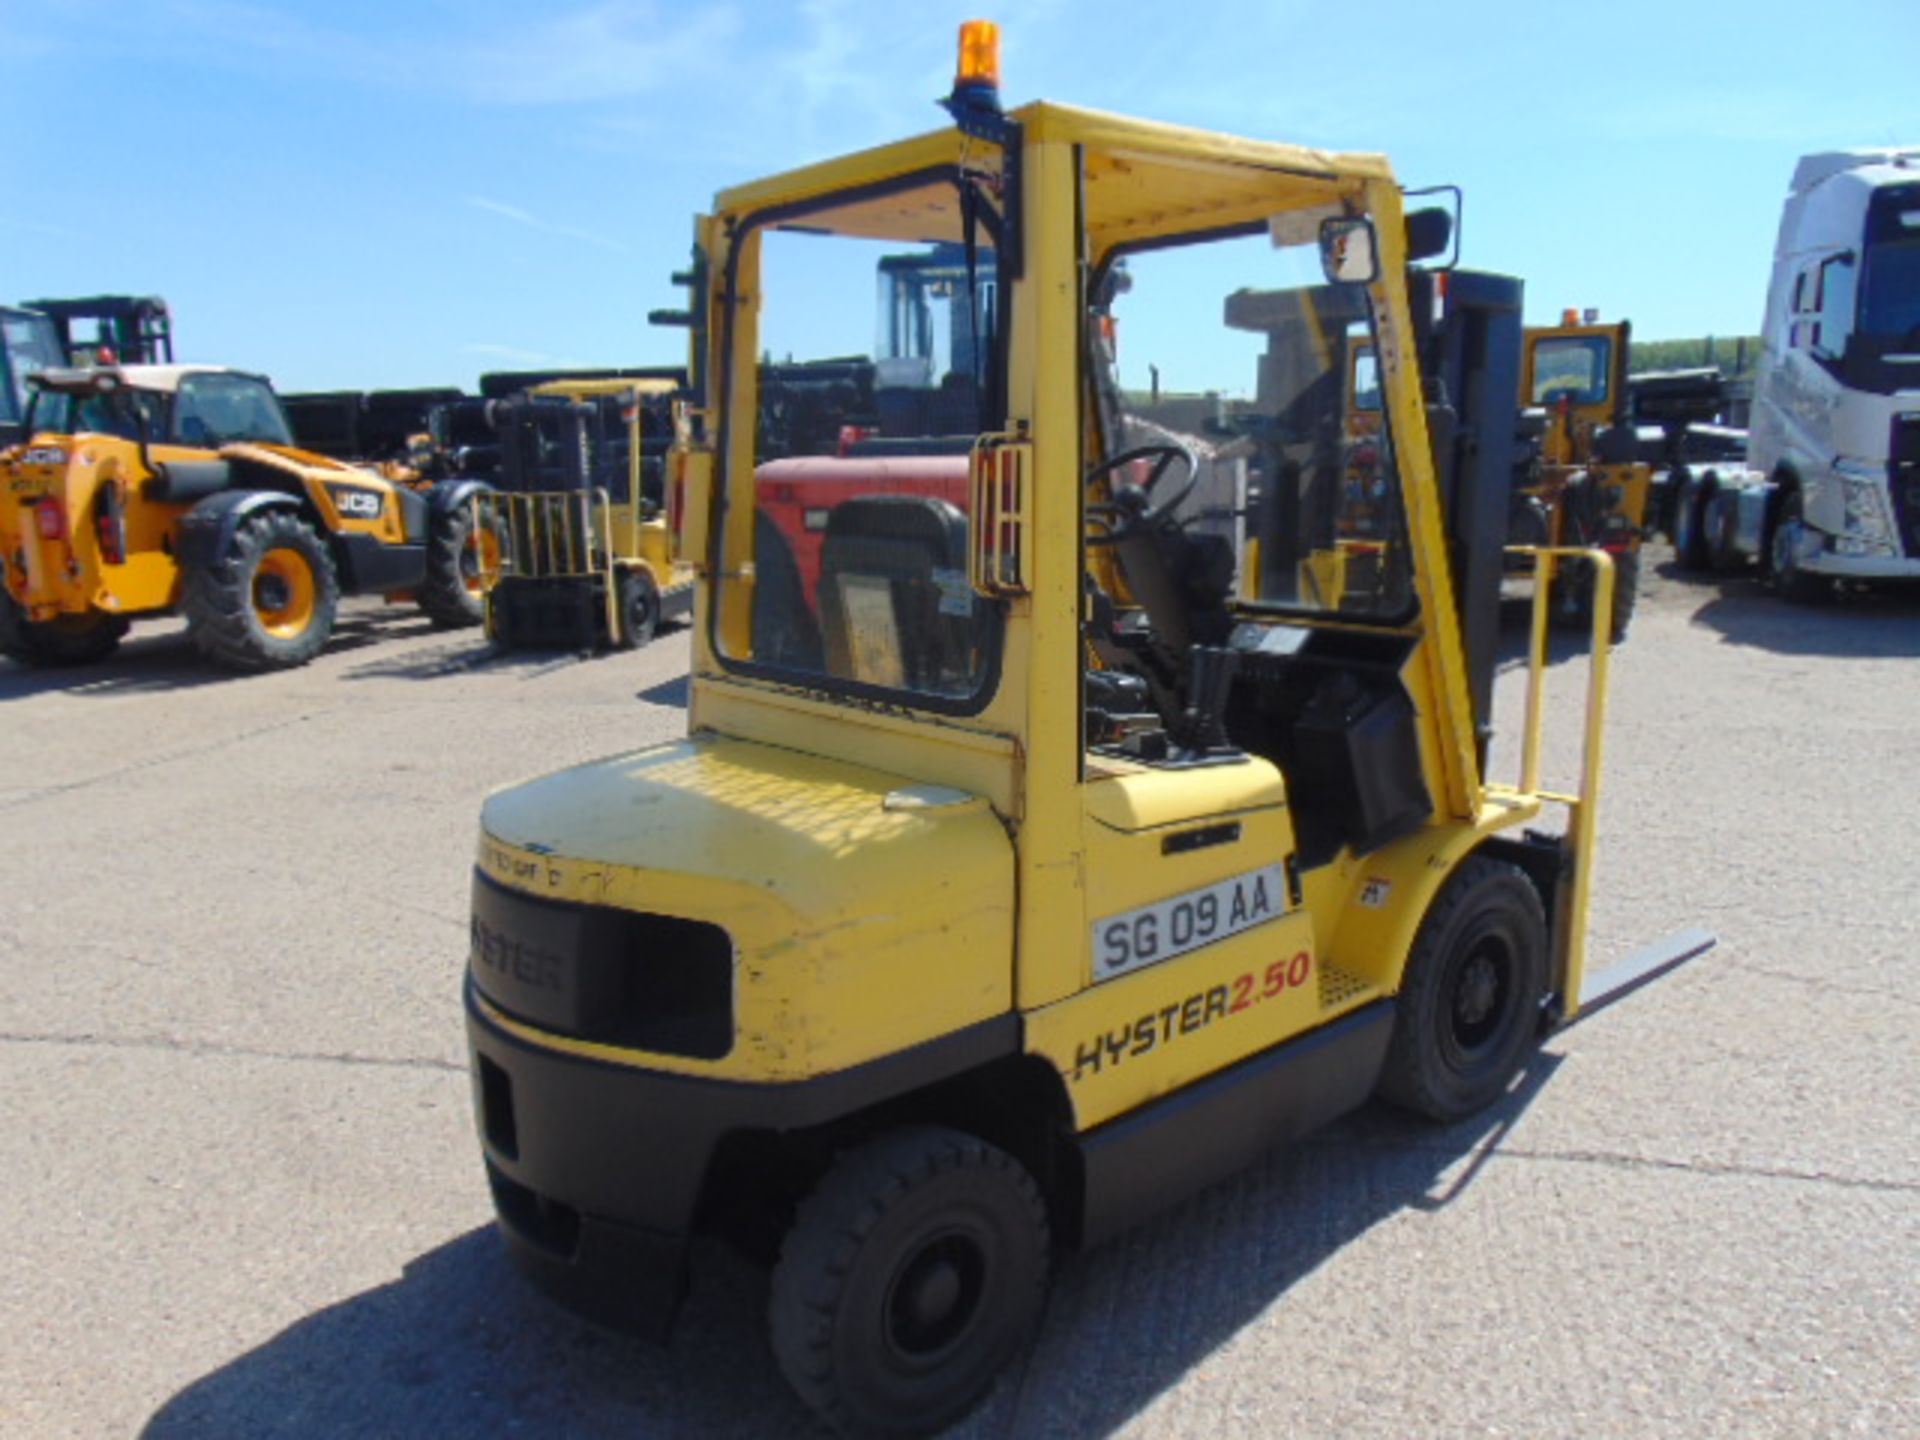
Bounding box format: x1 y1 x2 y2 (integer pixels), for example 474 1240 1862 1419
476 733 1017 1078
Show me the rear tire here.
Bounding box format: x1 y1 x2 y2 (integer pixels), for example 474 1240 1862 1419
1377 856 1548 1123
1671 472 1712 572
0 591 125 666
769 1126 1049 1439
182 509 339 671
418 499 493 629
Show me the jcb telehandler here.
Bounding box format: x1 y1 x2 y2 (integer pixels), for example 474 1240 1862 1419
0 364 491 669
463 23 1706 1435
1509 314 1654 639
475 377 694 651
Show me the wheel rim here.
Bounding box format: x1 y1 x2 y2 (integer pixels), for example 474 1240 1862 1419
465 526 501 595
253 548 317 639
881 1226 988 1368
1442 935 1513 1067
1770 517 1798 580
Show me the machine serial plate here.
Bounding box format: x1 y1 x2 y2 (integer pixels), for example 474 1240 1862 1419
1093 864 1287 982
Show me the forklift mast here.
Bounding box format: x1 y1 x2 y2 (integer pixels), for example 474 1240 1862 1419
22 295 174 366
1406 268 1524 749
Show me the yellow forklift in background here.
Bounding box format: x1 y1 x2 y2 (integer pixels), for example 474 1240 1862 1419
1511 313 1654 639
476 377 693 650
461 24 1708 1435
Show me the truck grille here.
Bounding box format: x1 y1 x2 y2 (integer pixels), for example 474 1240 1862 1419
1891 415 1920 558
469 870 734 1059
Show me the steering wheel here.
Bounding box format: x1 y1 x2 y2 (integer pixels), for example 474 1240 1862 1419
1084 441 1200 546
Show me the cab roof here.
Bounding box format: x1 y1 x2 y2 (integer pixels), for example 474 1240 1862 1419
30 364 260 395
712 100 1394 246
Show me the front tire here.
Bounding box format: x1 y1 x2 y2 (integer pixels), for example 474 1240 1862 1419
611 566 659 650
418 499 495 629
0 592 126 666
769 1126 1050 1438
182 510 340 671
1377 856 1548 1123
1766 490 1831 605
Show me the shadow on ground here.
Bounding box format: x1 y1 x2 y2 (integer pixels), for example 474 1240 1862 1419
143 1057 1559 1439
0 611 424 700
1661 561 1920 657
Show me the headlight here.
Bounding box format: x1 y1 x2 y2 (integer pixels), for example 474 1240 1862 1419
1835 466 1896 553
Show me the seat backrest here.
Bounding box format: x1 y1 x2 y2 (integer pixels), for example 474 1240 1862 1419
817 495 974 693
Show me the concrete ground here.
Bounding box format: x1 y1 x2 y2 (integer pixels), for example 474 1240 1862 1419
1 557 1915 1438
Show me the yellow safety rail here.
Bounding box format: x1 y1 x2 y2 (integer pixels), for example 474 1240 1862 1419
1485 545 1615 1021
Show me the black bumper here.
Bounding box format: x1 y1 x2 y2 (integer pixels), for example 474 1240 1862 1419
464 980 1017 1338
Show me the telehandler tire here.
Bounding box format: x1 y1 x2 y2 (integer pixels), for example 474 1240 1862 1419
611 566 660 650
0 592 126 666
418 502 494 629
1377 855 1547 1124
769 1125 1049 1438
183 509 339 671
1552 548 1638 643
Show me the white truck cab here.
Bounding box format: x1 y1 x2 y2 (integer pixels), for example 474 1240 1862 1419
1675 148 1920 597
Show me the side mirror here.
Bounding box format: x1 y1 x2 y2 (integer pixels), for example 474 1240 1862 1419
1320 217 1380 285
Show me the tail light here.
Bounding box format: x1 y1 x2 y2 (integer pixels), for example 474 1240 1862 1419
35 498 67 542
95 482 128 565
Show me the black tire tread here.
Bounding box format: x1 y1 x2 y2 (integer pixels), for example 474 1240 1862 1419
418 501 488 629
181 509 339 671
769 1125 1049 1438
1377 855 1547 1123
0 591 124 666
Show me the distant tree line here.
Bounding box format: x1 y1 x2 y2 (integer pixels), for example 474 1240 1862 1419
1629 337 1761 379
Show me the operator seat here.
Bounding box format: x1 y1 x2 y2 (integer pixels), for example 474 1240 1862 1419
817 495 975 693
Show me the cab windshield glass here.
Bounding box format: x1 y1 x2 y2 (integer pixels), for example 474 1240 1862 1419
1530 335 1611 405
1860 238 1920 342
25 385 169 441
173 373 292 446
716 173 1006 709
3 315 63 424
1092 219 1413 622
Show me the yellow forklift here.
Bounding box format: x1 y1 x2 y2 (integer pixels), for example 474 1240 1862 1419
476 377 694 650
1511 313 1654 639
463 24 1707 1435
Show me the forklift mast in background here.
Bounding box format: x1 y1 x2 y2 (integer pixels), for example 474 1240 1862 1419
23 295 174 366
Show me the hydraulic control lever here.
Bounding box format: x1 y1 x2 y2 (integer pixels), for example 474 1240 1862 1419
1175 645 1240 757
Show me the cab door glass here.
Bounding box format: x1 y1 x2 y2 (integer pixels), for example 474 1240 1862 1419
1092 226 1412 622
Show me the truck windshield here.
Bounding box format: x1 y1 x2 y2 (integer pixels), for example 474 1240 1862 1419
1093 221 1414 623
716 173 1007 710
1860 238 1920 344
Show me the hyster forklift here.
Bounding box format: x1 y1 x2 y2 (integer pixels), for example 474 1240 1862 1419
0 364 491 668
475 377 694 650
1509 314 1654 639
464 24 1705 1435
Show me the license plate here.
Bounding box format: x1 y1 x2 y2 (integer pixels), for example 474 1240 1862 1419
1092 864 1287 982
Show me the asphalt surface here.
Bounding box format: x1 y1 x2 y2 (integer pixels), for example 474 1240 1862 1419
2 556 1916 1438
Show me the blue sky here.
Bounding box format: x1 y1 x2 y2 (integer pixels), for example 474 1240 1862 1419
5 0 1915 393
